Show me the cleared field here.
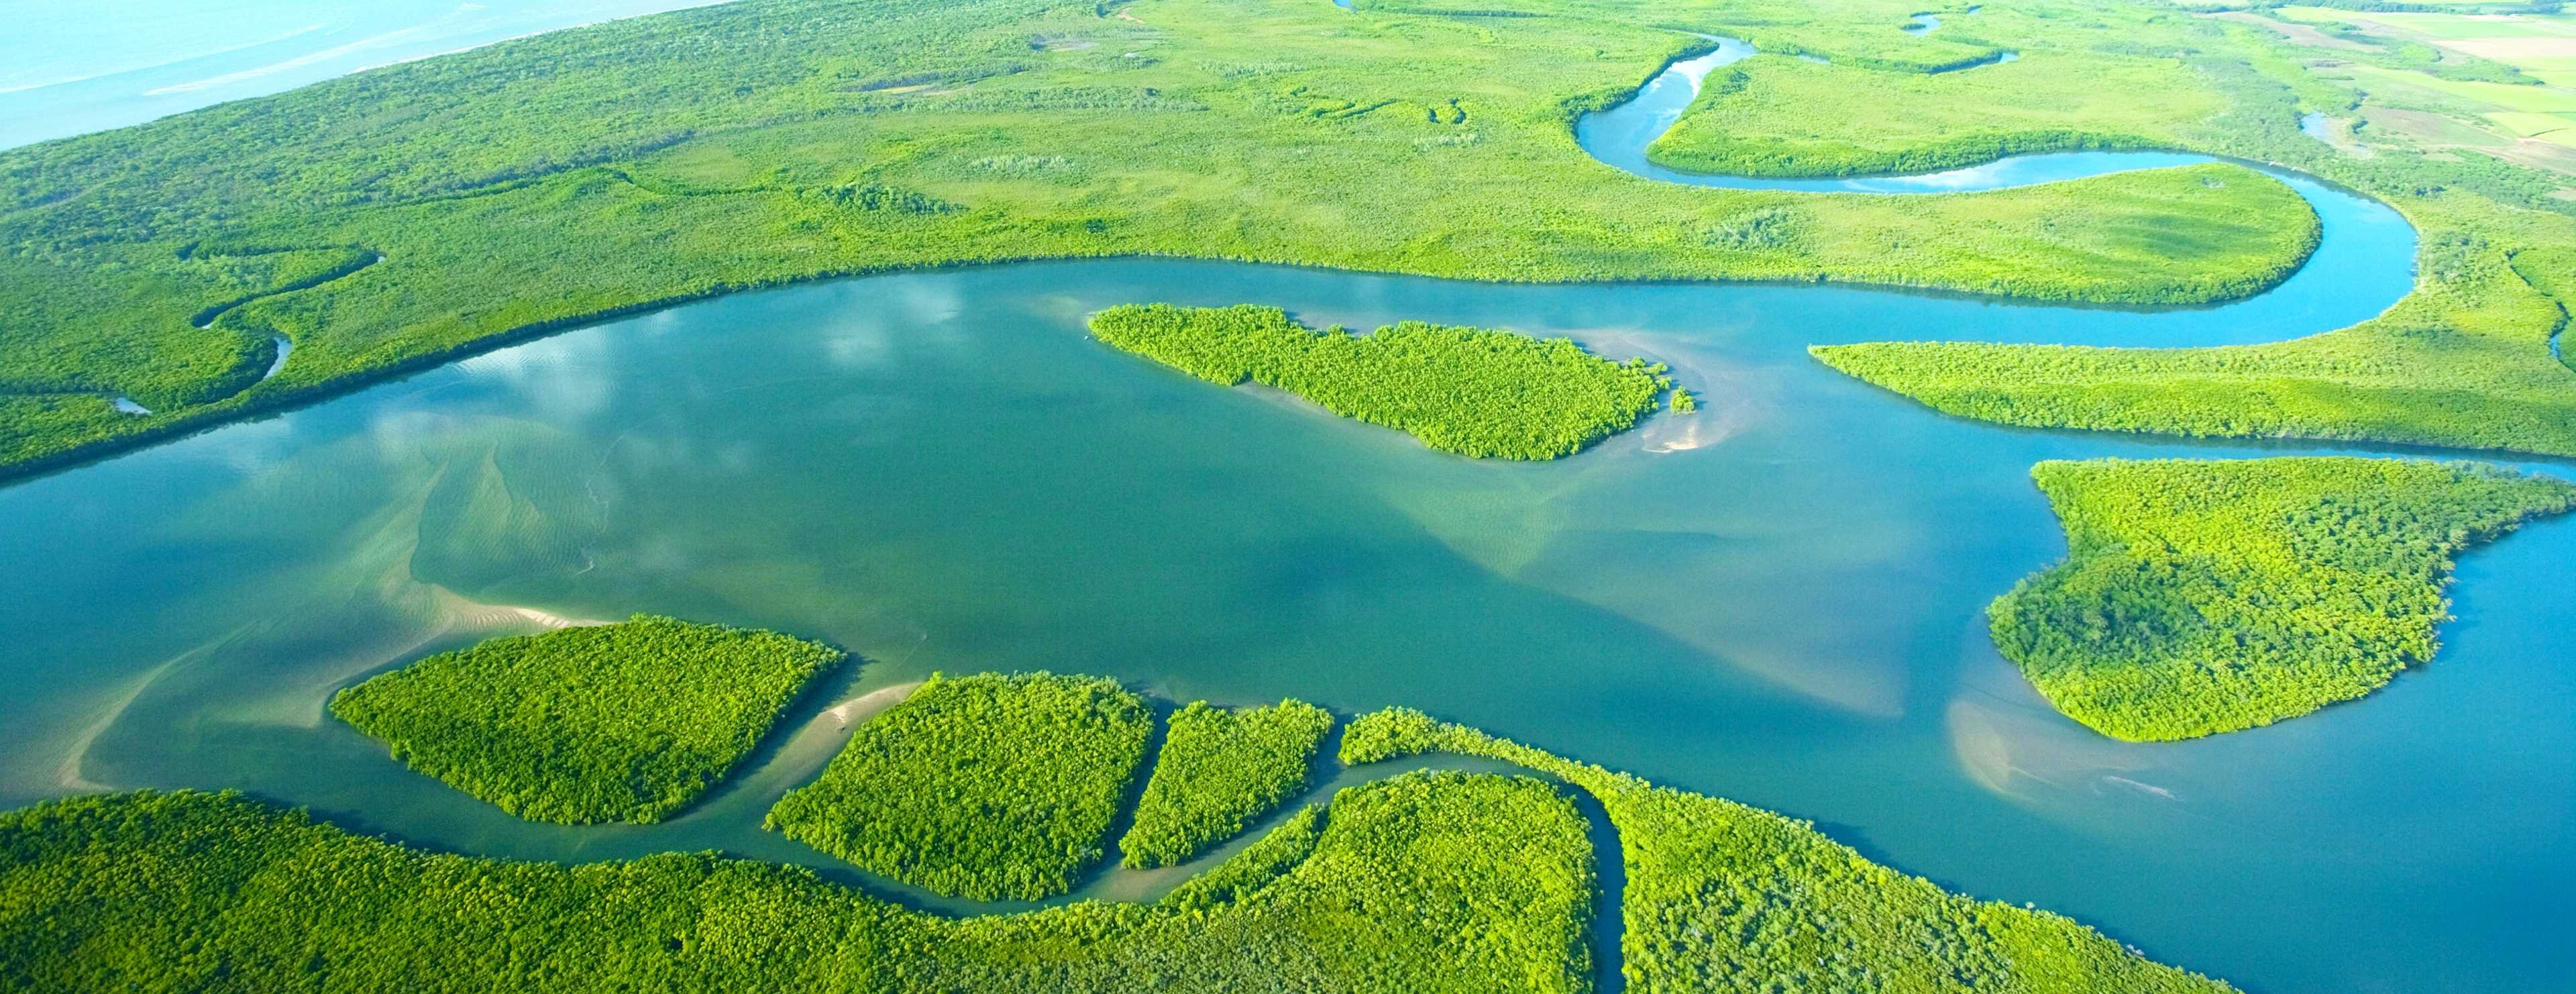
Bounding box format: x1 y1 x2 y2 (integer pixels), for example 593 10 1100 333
2337 64 2576 113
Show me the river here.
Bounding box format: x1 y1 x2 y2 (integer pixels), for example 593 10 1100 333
2 13 2570 994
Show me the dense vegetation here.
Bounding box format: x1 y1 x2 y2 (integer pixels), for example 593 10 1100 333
1813 192 2576 456
764 672 1153 900
1368 0 2576 456
1687 0 2576 456
1340 707 2235 993
1091 303 1674 458
0 0 2334 479
0 685 2232 991
1650 51 2222 177
1986 458 2576 741
328 615 840 824
0 772 1593 992
1118 699 1334 868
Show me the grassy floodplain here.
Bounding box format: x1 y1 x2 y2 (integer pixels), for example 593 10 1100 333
0 672 2235 991
1118 699 1334 868
1986 458 2576 741
0 0 2332 480
328 615 841 825
1807 189 2576 454
764 672 1153 901
1409 0 2576 457
1090 303 1676 459
1635 0 2576 456
1648 52 2226 177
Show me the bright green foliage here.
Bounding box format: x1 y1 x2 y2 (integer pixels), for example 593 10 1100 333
764 672 1152 900
0 679 2239 991
1340 708 2235 993
0 773 1592 992
934 769 1594 991
1812 197 2576 457
0 0 2330 479
328 615 840 825
1670 388 1699 413
1119 699 1334 868
1090 303 1672 459
1754 7 2576 456
1651 52 2223 177
1988 458 2576 741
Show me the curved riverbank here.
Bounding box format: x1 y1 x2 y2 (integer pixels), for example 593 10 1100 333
1571 34 2416 338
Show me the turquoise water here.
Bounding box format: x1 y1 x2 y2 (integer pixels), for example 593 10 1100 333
3 10 2572 994
0 0 729 149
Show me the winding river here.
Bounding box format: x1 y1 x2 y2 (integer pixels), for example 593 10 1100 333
3 22 2571 994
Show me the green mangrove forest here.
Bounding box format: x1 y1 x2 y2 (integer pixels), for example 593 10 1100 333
1986 458 2576 741
0 670 2233 991
1119 699 1334 868
1089 303 1678 459
0 0 2356 479
329 615 842 825
763 672 1155 901
7 0 2576 985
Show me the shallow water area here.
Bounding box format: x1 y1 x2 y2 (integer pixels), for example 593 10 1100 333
5 253 2573 992
2 7 2569 994
0 0 737 148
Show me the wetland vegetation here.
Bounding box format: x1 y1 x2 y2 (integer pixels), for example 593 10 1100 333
1987 458 2576 741
763 672 1153 901
9 0 2576 987
0 773 1592 993
0 675 2229 991
1339 707 2233 992
1089 303 1675 459
329 615 841 825
1757 0 2576 456
0 0 2340 479
1118 699 1334 868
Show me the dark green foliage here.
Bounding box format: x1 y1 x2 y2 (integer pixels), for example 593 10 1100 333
1338 708 2235 993
1119 699 1334 868
1988 458 2576 740
329 615 840 825
0 773 1591 993
764 672 1152 900
796 182 961 214
1090 303 1672 459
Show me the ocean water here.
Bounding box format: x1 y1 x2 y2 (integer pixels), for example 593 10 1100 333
0 0 729 148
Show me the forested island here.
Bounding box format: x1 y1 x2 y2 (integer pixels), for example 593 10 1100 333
331 615 843 824
0 662 2232 992
765 672 1155 900
1988 458 2576 740
1089 303 1680 458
